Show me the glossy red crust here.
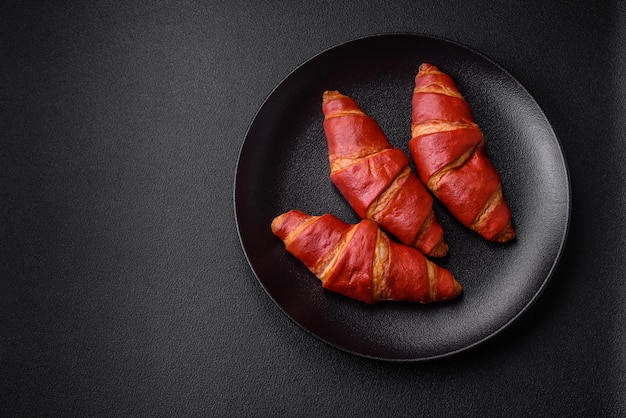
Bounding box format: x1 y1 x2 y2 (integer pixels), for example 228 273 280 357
322 90 448 257
410 64 515 242
271 210 462 304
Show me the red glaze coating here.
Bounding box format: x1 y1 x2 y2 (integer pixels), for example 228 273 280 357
412 93 473 125
384 239 460 302
375 172 440 247
410 64 515 242
321 216 378 303
271 210 462 304
409 128 483 182
276 212 349 277
323 101 390 159
322 90 448 257
329 148 408 218
433 147 501 226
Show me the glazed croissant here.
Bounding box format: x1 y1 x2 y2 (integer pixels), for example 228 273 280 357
322 90 448 257
271 210 462 304
410 64 515 242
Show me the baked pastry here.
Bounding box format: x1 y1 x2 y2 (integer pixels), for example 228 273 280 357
410 64 515 242
271 209 462 304
323 90 448 256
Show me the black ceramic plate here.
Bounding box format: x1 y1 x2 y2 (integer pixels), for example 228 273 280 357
234 34 570 361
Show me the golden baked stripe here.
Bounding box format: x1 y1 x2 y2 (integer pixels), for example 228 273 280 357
412 209 434 247
324 110 366 120
411 120 478 138
426 259 437 302
330 148 394 172
366 166 411 221
282 215 319 247
413 83 463 99
470 184 503 231
318 223 359 283
371 228 389 302
426 143 480 192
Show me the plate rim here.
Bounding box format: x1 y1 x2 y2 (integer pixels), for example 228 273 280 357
234 32 572 362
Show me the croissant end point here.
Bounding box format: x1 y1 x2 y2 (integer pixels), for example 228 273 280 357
453 280 463 297
270 213 286 234
322 90 345 103
492 225 516 243
429 240 449 258
418 63 441 74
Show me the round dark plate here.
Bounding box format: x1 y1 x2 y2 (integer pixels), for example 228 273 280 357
234 34 570 361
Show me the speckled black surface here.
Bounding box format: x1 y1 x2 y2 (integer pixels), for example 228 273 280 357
2 1 625 416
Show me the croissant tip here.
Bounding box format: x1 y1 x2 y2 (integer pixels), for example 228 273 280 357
428 241 449 258
491 225 516 243
270 213 287 234
453 280 463 297
418 63 441 75
322 90 345 103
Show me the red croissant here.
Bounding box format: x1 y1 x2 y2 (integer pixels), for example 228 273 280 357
410 64 515 242
271 210 462 304
322 90 448 257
